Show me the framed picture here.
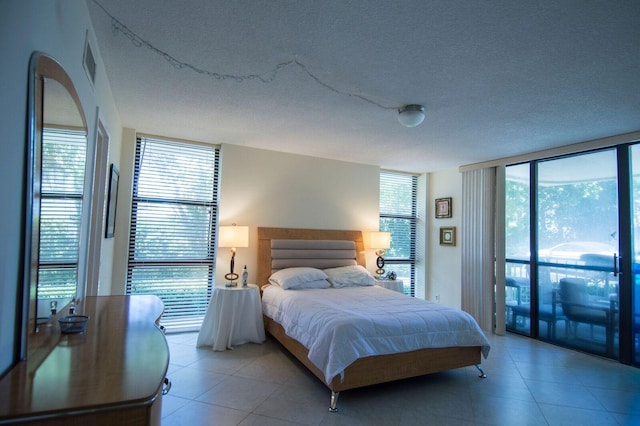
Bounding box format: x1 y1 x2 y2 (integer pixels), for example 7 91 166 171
435 197 452 218
105 164 119 238
439 226 456 246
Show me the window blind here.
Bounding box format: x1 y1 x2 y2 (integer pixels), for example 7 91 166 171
127 136 220 332
380 171 417 296
38 128 86 299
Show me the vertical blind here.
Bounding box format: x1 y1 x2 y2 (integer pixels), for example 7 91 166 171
127 136 220 332
461 167 496 332
38 128 86 299
380 171 417 296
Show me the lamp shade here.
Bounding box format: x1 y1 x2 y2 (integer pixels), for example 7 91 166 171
366 231 391 249
218 225 249 248
398 104 425 127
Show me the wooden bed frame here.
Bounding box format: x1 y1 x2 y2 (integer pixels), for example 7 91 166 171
257 227 486 412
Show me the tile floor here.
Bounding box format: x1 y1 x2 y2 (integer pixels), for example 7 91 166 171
161 332 640 425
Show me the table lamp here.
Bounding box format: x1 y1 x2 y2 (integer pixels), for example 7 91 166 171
367 231 391 278
218 224 249 287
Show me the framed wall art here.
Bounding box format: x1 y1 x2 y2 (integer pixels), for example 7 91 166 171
435 197 452 219
439 226 456 246
105 164 119 238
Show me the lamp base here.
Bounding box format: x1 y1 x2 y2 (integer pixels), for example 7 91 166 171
376 255 385 279
225 272 239 287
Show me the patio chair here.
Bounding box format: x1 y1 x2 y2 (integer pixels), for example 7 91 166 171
579 253 615 298
506 277 564 338
558 277 617 355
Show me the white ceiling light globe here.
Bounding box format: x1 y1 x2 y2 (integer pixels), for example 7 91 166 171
398 104 425 127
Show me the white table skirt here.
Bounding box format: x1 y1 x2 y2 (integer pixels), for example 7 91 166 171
375 279 404 293
197 284 266 351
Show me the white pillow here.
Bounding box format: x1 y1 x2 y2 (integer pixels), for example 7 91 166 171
323 265 375 288
269 267 329 290
286 279 331 290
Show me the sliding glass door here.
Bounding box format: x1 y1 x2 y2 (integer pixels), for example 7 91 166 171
631 145 640 364
505 144 640 364
505 163 532 335
537 150 619 358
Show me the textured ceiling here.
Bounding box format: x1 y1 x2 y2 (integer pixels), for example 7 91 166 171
87 0 640 173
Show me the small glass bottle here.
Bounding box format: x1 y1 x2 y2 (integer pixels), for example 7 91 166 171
241 265 248 287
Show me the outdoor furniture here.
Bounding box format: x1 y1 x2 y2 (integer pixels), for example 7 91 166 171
558 277 617 355
506 277 528 329
578 253 616 298
506 277 565 338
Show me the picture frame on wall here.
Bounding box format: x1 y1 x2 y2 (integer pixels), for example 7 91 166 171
435 197 452 218
439 226 456 246
105 164 119 238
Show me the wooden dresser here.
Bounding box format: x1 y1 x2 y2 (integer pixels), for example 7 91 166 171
0 295 169 425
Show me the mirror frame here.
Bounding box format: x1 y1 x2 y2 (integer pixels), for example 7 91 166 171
22 52 88 360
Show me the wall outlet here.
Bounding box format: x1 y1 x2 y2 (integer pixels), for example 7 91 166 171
435 294 440 303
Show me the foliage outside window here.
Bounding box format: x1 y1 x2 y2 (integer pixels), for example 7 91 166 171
380 171 417 296
505 164 530 262
127 136 220 332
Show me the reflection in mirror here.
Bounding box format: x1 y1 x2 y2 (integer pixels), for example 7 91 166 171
24 53 87 356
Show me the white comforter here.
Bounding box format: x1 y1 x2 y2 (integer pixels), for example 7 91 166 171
261 285 491 383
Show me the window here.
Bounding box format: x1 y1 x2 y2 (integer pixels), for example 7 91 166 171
505 163 531 335
127 136 220 332
379 171 417 296
38 128 86 299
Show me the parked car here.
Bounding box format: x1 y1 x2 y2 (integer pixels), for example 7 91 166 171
538 241 616 263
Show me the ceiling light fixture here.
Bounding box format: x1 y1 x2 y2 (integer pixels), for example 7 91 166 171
398 104 425 127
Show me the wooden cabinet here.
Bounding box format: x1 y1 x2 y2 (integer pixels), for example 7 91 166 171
0 296 169 425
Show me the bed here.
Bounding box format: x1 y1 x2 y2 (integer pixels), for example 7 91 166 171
257 227 490 412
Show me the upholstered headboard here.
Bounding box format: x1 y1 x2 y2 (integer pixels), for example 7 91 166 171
257 227 366 286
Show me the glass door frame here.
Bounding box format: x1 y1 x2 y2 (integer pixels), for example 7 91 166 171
504 142 637 366
617 145 633 365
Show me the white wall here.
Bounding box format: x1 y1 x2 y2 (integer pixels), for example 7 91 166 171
218 144 381 284
414 173 429 300
0 0 121 375
428 168 463 308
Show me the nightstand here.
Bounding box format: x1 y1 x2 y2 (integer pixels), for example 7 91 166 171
375 279 404 293
196 284 266 351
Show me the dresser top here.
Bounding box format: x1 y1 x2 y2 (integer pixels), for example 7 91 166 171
0 295 169 423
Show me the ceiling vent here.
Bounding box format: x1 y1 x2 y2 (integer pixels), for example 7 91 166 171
83 31 96 87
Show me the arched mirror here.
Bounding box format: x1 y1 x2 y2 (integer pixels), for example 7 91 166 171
23 53 88 356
